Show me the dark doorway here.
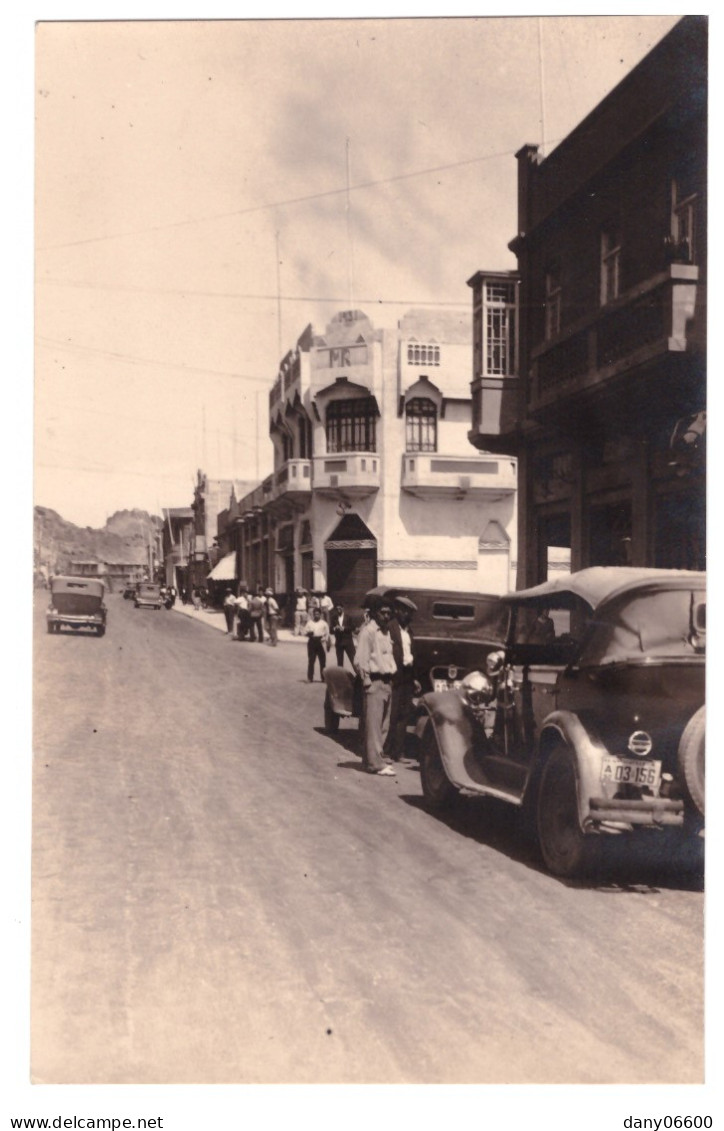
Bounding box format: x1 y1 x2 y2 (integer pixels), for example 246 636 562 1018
654 489 705 570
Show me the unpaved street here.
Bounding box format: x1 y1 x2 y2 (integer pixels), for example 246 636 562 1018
31 594 704 1084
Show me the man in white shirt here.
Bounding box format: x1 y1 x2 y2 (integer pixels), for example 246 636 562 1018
294 589 308 635
354 596 398 775
304 607 330 681
235 587 250 641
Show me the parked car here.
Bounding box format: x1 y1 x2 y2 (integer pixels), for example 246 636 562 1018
416 567 705 878
322 586 509 734
134 582 163 610
122 582 137 600
46 575 107 637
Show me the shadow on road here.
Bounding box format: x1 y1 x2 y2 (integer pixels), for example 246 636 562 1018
399 792 704 893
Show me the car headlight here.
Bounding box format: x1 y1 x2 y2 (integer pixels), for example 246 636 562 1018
460 670 495 709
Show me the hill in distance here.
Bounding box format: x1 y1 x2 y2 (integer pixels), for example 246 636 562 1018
34 506 163 574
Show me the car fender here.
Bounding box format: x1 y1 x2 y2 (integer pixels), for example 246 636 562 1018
537 710 609 825
322 666 356 716
417 691 490 794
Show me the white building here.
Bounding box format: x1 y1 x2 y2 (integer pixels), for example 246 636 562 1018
234 287 519 612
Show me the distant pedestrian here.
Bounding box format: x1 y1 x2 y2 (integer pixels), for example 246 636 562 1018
265 588 280 646
294 589 308 635
329 602 356 668
319 591 334 624
191 587 201 611
304 607 329 681
307 591 321 618
236 587 251 640
223 588 237 634
248 588 265 642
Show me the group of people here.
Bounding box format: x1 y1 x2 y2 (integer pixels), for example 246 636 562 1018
222 584 281 646
293 588 334 635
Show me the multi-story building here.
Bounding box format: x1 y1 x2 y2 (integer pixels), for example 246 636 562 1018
469 15 706 587
233 302 519 613
189 472 255 589
161 506 195 592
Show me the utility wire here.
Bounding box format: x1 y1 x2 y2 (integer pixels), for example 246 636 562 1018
37 141 555 253
36 335 273 384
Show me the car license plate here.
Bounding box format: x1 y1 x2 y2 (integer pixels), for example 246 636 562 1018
433 679 463 692
600 757 661 790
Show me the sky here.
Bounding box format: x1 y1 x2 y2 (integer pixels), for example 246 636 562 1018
32 13 685 529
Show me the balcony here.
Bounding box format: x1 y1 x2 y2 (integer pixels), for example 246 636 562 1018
529 264 701 417
401 452 516 500
313 452 381 498
266 459 312 514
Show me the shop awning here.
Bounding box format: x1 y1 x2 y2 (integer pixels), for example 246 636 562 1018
206 551 237 581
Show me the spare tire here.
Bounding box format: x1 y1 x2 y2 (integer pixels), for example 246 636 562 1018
677 705 705 818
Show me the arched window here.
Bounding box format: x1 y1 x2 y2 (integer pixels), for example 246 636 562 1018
326 398 377 453
405 397 437 452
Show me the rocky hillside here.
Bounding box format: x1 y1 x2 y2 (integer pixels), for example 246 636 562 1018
34 506 163 575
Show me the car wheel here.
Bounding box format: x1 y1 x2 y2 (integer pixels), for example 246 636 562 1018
46 623 53 634
537 744 598 878
677 705 705 818
97 626 106 637
419 723 457 811
323 693 340 733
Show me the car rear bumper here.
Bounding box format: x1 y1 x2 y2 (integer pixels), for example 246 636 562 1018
588 797 685 827
47 614 104 628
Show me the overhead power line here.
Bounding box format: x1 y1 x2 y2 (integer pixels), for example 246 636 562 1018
35 335 273 384
37 278 470 308
37 141 547 253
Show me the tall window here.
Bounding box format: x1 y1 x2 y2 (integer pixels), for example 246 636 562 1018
672 180 697 263
405 397 437 452
407 342 440 366
484 281 517 375
600 225 621 305
545 265 562 339
326 398 377 452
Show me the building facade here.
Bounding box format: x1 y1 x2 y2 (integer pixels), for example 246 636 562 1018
469 16 706 588
233 303 519 614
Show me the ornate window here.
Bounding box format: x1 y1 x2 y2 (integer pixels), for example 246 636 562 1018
600 225 621 305
484 281 517 375
407 342 440 366
405 397 438 452
326 397 377 452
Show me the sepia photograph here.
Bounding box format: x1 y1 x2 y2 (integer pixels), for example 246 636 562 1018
24 8 710 1119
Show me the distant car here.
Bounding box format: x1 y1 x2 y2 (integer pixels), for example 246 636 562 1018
134 582 163 610
122 582 137 600
322 586 509 735
416 568 705 878
46 576 107 637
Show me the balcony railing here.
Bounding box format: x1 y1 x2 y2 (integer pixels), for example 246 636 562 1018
401 452 516 499
529 263 700 413
313 452 381 498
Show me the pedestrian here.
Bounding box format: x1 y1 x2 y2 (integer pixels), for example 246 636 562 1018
294 589 308 635
383 595 420 763
265 588 280 646
236 586 251 640
307 590 321 618
191 587 201 611
319 591 334 623
304 606 329 681
329 602 356 669
248 587 265 643
222 587 237 634
354 596 398 775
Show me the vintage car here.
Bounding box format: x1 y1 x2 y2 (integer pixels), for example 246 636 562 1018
322 586 509 734
46 575 107 636
416 567 705 878
134 582 163 610
122 582 138 600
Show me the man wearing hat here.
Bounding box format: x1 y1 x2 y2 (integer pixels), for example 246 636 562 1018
383 595 420 762
265 588 280 646
354 595 398 776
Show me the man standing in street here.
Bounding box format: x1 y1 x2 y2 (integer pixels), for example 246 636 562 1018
354 596 398 776
383 595 419 763
294 589 308 635
304 606 329 681
329 602 356 669
248 587 265 643
236 586 251 641
265 587 280 646
223 588 237 634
